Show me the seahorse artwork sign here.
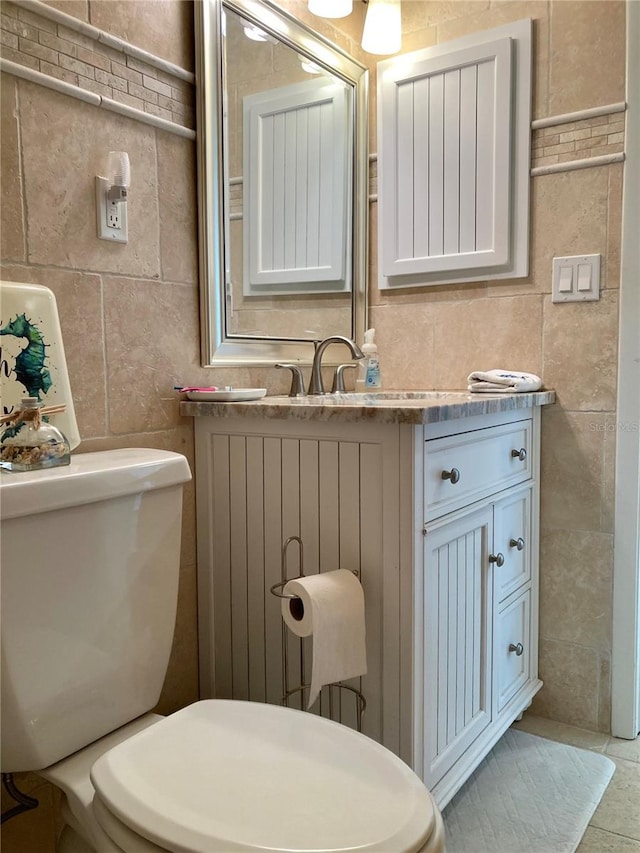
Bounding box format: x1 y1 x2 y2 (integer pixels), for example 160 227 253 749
0 281 81 450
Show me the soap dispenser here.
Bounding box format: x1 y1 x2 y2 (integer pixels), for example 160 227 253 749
356 328 382 391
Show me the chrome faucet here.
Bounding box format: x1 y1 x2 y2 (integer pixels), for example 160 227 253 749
308 336 364 395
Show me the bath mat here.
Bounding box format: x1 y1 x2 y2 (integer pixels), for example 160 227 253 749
442 728 615 853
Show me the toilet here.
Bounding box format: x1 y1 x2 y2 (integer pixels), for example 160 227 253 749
1 448 444 853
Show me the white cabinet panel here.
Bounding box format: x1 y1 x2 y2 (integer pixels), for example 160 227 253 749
493 486 532 604
243 79 350 294
377 19 532 288
419 505 493 789
495 590 531 713
380 38 512 278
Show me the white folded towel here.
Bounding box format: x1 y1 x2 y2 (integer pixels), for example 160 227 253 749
467 369 542 393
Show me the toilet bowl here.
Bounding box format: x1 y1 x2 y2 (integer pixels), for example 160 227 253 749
1 449 444 853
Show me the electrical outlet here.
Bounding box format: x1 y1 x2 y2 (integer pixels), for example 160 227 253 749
107 201 121 229
96 177 128 243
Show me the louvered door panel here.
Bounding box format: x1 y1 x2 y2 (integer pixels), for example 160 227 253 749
243 79 349 293
420 505 493 789
380 37 513 280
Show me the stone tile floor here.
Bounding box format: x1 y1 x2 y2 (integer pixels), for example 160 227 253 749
512 713 640 851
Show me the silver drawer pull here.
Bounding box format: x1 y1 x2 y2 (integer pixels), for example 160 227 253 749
441 467 461 484
489 552 505 567
509 642 524 656
511 447 527 462
510 537 525 551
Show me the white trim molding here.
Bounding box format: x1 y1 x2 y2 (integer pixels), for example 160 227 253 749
612 0 640 740
0 59 196 140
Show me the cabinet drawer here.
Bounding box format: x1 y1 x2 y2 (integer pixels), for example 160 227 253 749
495 589 530 713
493 486 532 604
424 420 532 521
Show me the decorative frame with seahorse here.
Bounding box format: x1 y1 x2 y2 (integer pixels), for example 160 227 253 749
0 281 81 449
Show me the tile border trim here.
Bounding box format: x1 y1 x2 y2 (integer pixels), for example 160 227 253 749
531 102 627 131
15 0 194 83
0 58 197 140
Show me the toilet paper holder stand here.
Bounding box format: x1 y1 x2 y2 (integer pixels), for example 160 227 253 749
270 535 366 731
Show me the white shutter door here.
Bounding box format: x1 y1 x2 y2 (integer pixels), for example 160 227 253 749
379 37 513 279
243 79 349 293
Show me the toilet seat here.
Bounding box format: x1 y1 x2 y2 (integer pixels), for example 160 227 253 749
91 700 439 853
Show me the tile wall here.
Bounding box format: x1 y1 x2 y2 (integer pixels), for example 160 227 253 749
0 0 628 850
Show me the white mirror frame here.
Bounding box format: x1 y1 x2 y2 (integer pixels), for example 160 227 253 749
195 0 369 366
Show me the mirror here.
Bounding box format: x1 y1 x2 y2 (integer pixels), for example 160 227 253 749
195 0 369 366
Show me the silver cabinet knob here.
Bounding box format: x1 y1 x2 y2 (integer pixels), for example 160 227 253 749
441 467 461 484
511 447 527 461
509 642 524 656
510 537 525 551
489 552 505 567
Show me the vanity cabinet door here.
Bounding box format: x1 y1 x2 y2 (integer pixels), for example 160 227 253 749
494 589 531 713
493 485 532 604
419 504 494 789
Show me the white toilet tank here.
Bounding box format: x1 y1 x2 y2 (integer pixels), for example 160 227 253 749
0 448 191 773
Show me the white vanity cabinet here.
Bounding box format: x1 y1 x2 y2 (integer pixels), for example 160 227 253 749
189 397 547 808
415 413 540 804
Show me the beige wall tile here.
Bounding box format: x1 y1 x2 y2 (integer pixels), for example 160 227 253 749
103 278 209 434
404 1 491 30
431 295 543 389
542 290 618 412
540 408 605 532
539 528 613 648
88 0 195 71
532 637 601 730
549 1 625 116
0 264 108 439
602 413 617 534
18 81 161 278
43 1 89 21
599 651 612 735
157 134 198 285
0 77 26 262
368 302 436 390
436 1 549 120
606 163 624 290
530 167 609 293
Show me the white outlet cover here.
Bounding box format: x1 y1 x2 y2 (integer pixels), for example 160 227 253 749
552 254 600 302
96 176 128 243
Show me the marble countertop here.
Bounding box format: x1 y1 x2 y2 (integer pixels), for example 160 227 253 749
180 390 556 425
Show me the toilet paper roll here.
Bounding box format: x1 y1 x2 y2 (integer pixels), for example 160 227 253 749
281 569 367 709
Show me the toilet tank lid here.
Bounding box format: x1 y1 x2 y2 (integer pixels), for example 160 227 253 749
0 449 191 520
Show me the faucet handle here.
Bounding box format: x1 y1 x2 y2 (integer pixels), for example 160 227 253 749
331 363 358 394
275 363 306 397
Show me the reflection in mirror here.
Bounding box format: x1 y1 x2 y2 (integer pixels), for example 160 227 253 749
195 0 368 366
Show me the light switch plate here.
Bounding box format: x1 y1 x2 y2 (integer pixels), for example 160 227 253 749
552 254 600 302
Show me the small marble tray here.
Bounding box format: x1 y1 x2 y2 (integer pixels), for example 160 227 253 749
186 388 267 402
